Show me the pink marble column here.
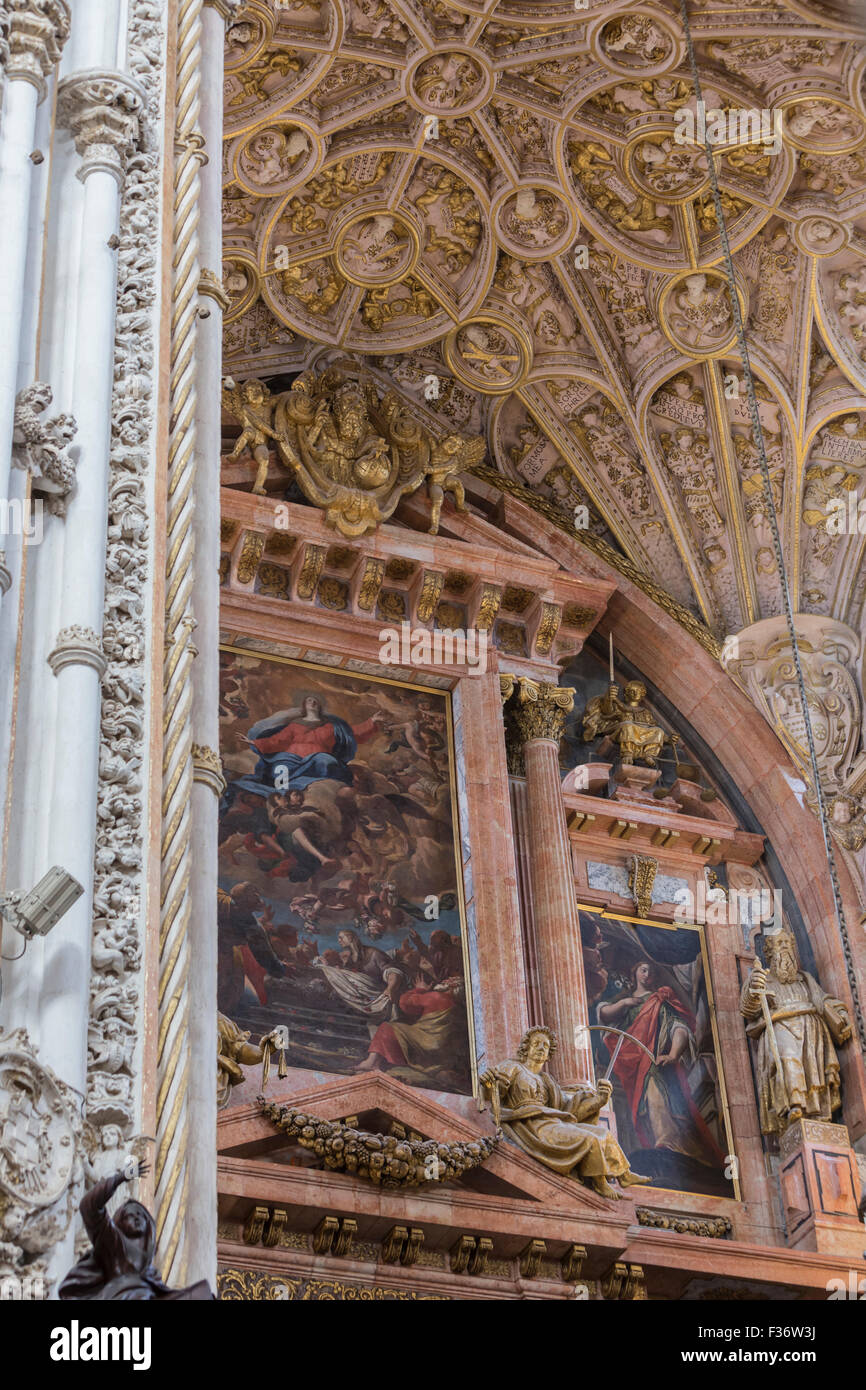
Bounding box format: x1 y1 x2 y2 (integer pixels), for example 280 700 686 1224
512 679 593 1083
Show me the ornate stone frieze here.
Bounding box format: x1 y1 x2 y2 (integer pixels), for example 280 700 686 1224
217 1268 449 1300
86 0 164 1178
47 625 106 676
4 0 69 94
11 383 77 515
0 1028 84 1283
57 68 147 185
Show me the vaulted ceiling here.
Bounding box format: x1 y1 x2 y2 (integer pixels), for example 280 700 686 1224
221 0 866 644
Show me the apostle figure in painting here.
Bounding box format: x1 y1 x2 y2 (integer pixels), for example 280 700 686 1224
217 882 286 1014
240 694 385 793
582 681 668 766
598 960 726 1169
480 1027 650 1199
59 1162 211 1300
740 928 852 1135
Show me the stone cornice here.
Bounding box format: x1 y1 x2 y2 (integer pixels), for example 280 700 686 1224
4 0 70 97
56 68 147 186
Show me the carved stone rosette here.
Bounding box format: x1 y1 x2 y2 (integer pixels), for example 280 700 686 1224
4 0 70 94
56 68 147 184
0 1029 84 1283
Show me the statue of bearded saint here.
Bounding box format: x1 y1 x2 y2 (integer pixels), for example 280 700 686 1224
581 680 669 767
480 1027 651 1199
740 929 852 1137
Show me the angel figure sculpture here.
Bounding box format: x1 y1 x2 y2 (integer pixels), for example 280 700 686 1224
222 377 281 495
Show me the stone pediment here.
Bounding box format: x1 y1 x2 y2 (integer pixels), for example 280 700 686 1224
218 1072 637 1233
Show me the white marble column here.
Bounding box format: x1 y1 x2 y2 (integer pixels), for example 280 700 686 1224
184 0 237 1289
38 72 145 1092
0 1 70 606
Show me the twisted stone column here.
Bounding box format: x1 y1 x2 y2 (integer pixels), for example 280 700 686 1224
511 678 593 1082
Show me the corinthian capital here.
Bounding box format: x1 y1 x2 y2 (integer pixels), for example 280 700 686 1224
511 678 575 744
56 69 147 186
4 0 70 95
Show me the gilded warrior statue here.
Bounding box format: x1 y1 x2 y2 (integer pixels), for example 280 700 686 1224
582 680 669 766
740 929 852 1136
480 1026 650 1199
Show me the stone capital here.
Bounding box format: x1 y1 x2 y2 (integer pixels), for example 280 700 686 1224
56 68 147 186
4 0 70 97
192 743 227 796
511 678 575 745
48 625 106 676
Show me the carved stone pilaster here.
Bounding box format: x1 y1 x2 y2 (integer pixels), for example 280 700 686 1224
192 743 226 796
47 625 106 676
56 69 147 186
0 1028 84 1285
4 0 70 96
721 615 865 850
12 383 77 515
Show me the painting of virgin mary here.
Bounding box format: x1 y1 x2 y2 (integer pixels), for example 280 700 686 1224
234 693 385 796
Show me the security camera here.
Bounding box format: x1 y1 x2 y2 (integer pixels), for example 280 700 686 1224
0 865 84 939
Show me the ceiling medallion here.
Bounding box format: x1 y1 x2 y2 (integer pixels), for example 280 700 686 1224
657 268 748 359
590 9 683 78
780 96 866 154
625 129 708 204
335 210 420 288
233 121 322 198
793 213 849 257
493 186 576 261
407 49 493 117
444 315 532 394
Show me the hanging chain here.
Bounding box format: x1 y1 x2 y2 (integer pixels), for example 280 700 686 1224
678 0 865 1050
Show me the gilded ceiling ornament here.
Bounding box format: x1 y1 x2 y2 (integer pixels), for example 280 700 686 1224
625 130 708 203
234 121 318 195
444 316 531 393
408 50 490 115
222 255 260 322
593 12 680 75
658 269 746 359
335 210 419 286
793 214 848 257
494 186 575 260
782 96 866 155
259 1099 498 1186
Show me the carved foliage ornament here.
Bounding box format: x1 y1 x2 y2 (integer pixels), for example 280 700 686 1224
259 1099 497 1188
4 0 70 92
12 382 77 515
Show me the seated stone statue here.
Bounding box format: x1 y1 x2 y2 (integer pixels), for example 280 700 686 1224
480 1026 650 1199
59 1161 212 1300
